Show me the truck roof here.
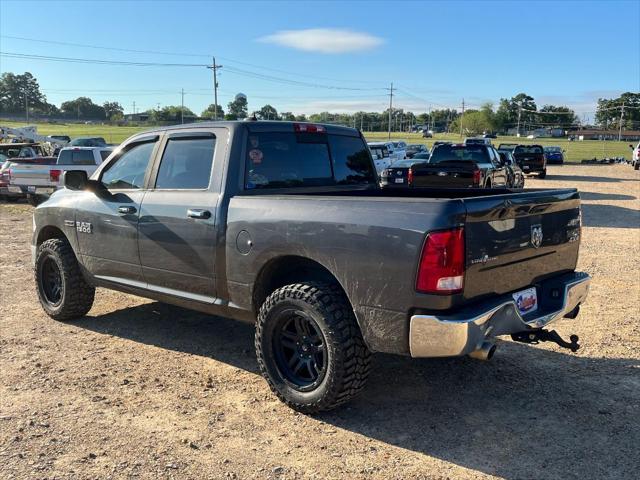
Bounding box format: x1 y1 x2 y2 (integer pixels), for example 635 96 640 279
131 120 361 138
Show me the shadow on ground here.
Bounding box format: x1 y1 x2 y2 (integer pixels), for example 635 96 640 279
74 303 640 479
578 191 637 201
581 203 640 228
542 173 638 183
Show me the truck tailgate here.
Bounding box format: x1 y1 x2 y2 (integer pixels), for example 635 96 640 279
462 188 581 301
412 164 476 188
10 163 53 187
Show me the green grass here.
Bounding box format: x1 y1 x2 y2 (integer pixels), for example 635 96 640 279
1 119 147 144
1 119 633 162
364 132 633 163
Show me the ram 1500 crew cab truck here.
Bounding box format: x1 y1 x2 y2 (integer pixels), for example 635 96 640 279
31 121 590 413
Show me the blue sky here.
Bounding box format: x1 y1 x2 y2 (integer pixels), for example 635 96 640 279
1 0 638 121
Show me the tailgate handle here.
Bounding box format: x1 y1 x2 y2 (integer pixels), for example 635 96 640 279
187 209 211 219
117 206 137 215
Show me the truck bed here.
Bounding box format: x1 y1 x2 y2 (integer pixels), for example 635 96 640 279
227 185 581 353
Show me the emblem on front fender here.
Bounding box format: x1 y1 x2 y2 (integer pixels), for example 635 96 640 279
531 224 543 248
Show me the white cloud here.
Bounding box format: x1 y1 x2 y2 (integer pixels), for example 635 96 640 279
258 28 384 54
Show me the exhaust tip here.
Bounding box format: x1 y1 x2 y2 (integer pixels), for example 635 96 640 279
469 342 496 361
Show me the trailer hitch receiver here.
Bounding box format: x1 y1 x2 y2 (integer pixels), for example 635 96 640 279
511 329 580 353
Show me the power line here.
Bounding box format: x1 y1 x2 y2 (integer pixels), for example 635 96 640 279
0 51 208 67
0 34 384 86
1 51 385 92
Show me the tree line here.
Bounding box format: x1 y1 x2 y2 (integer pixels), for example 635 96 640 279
1 72 638 135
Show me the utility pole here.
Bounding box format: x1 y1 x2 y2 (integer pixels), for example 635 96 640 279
24 93 28 123
181 88 184 124
516 102 522 137
459 98 465 137
206 57 223 120
77 104 80 121
618 101 625 141
388 82 394 140
132 101 136 115
360 113 363 131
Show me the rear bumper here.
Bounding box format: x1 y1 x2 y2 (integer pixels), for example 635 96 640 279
0 186 25 198
409 271 590 357
9 185 55 195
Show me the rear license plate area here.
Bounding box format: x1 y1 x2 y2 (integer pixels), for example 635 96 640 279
512 287 538 315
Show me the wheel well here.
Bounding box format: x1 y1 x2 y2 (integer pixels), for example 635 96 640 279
252 256 349 314
37 226 67 246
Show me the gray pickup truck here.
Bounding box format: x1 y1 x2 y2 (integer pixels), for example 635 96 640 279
31 121 590 412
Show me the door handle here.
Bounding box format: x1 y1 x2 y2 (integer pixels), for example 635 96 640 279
118 206 137 215
187 209 211 219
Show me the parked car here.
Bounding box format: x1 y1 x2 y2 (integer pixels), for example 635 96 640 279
499 151 525 188
513 144 547 177
0 160 23 201
405 144 429 158
50 135 71 143
367 143 392 174
391 141 407 160
483 133 497 139
409 143 508 188
32 121 590 412
544 146 565 165
380 158 426 188
630 143 640 170
369 141 404 164
0 142 52 159
69 137 107 147
9 146 113 205
422 130 433 138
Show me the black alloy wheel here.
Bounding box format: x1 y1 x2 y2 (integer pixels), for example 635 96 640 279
39 256 63 306
272 310 327 391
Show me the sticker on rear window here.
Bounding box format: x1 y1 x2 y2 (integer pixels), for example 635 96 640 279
249 149 263 164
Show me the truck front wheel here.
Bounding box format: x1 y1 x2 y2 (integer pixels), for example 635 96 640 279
255 282 371 413
35 238 95 320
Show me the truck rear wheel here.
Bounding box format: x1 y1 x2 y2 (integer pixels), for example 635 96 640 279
539 169 547 179
35 238 95 321
255 282 371 413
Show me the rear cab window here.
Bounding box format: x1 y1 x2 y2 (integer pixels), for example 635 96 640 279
514 145 543 154
429 145 490 164
244 128 376 190
57 149 95 165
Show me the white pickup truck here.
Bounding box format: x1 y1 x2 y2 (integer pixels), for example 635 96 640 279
9 146 114 205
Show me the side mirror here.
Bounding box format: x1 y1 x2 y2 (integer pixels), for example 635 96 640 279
63 170 89 190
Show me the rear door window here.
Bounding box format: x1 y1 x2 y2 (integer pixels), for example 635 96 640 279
155 136 216 189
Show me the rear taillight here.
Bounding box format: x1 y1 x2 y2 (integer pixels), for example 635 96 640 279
473 169 481 186
50 169 62 183
416 228 465 294
408 168 414 185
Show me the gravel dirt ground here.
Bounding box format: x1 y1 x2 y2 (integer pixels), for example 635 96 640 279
1 164 639 480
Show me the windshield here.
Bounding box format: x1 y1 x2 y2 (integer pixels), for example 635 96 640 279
544 146 562 153
429 145 489 164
